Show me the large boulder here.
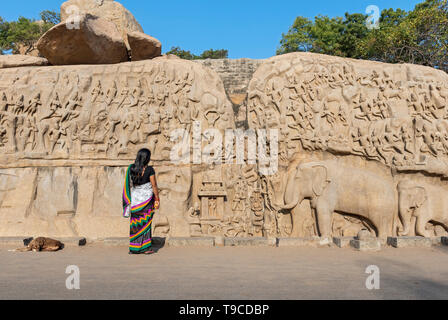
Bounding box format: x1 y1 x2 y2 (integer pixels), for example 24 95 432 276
61 0 144 49
36 14 128 65
0 55 49 68
127 31 162 61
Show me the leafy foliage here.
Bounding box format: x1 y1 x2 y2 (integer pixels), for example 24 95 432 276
0 10 60 54
166 47 228 60
278 0 448 72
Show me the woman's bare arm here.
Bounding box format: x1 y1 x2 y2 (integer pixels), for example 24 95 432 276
150 174 160 207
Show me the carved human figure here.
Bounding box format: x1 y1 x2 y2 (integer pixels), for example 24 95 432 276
38 93 63 152
354 94 374 121
25 93 41 117
119 113 140 152
13 95 25 116
17 118 38 152
91 80 103 104
351 126 377 159
208 197 217 218
105 81 118 106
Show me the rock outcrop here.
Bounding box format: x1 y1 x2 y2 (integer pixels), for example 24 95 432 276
0 55 49 69
36 14 128 65
1 52 448 240
127 31 162 61
61 0 144 50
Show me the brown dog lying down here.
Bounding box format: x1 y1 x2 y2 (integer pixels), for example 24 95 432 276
9 237 64 252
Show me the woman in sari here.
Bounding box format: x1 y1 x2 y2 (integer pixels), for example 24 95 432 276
123 148 160 255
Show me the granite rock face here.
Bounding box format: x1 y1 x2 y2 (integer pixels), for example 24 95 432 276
37 14 129 65
61 0 144 50
1 52 448 241
127 31 162 61
0 55 49 69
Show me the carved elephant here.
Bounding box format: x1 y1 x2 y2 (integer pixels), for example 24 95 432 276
397 180 448 237
275 160 396 239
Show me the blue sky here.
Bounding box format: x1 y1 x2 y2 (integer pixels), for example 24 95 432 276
1 0 423 59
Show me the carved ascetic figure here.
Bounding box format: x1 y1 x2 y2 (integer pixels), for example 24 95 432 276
275 160 396 239
397 180 448 237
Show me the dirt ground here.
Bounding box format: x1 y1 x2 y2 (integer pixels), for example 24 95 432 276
1 243 448 300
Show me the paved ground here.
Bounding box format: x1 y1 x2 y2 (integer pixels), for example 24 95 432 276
1 243 448 300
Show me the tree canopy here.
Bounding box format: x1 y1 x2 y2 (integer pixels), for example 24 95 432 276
0 10 60 55
277 0 448 72
166 47 228 60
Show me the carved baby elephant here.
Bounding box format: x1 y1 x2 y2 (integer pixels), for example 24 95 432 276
275 160 396 239
397 180 448 237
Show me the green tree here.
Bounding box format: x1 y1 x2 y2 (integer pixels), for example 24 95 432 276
277 13 369 58
166 46 198 60
0 10 59 55
200 48 228 59
277 0 448 72
0 17 10 54
40 10 61 25
278 16 314 54
166 47 229 60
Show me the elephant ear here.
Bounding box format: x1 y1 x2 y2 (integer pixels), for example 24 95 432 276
311 165 331 197
411 187 428 211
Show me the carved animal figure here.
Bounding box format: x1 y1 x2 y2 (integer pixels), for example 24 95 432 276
397 180 448 237
275 160 396 239
9 237 64 252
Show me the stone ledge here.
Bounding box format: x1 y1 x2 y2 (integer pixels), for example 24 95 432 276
102 237 128 246
350 239 381 252
166 237 214 247
0 237 86 247
224 237 276 247
59 237 87 247
441 237 448 245
102 237 165 246
277 237 331 247
333 237 356 248
387 237 433 248
0 237 28 246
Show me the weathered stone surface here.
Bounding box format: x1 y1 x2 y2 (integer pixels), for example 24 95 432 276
102 237 164 246
195 58 263 119
224 237 276 247
277 237 331 247
61 0 144 49
350 239 382 252
214 236 225 247
0 56 233 240
37 14 128 65
388 236 434 248
167 237 215 247
1 51 448 243
250 52 448 242
442 237 448 245
127 31 162 61
333 237 355 248
58 237 87 246
0 237 28 246
0 55 49 69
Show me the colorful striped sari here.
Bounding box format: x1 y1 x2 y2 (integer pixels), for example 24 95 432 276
123 165 155 253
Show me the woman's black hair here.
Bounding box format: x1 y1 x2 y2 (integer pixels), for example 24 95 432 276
130 148 151 185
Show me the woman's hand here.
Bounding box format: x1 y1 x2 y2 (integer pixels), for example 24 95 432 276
154 200 160 210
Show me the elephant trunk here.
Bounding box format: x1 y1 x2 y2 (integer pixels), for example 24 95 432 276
274 196 300 211
398 200 411 236
273 179 301 211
